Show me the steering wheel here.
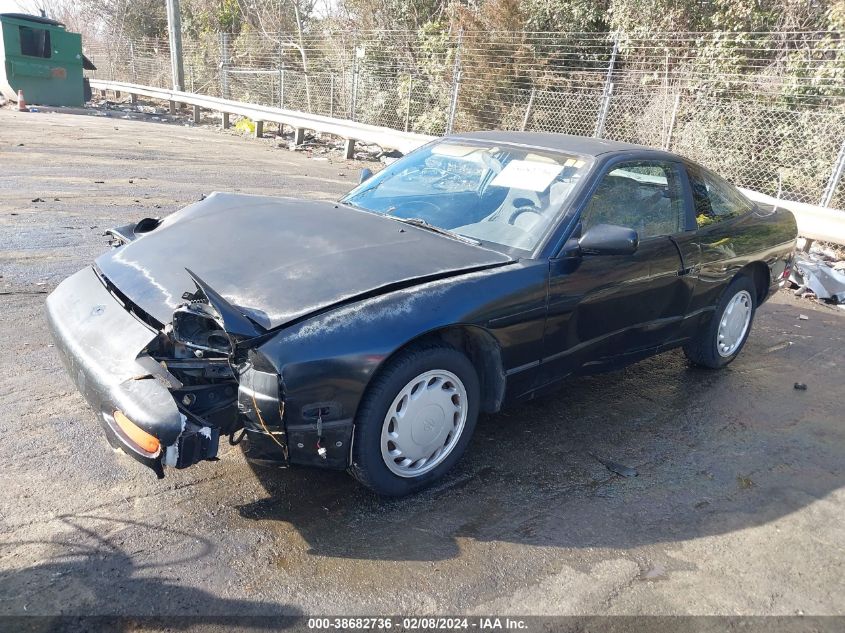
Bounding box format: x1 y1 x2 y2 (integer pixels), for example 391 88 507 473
508 206 543 226
420 166 457 191
387 200 441 217
420 166 449 180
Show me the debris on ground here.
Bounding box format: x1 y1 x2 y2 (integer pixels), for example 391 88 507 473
379 148 404 165
789 243 845 305
639 564 668 581
794 382 808 390
233 117 256 135
737 475 755 489
88 98 170 120
764 341 793 353
590 452 638 477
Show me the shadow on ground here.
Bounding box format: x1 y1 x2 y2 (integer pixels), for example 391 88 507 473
236 305 844 562
0 514 299 628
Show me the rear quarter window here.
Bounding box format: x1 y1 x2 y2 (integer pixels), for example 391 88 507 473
687 164 754 228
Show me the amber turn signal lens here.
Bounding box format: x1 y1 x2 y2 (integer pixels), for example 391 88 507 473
113 410 161 454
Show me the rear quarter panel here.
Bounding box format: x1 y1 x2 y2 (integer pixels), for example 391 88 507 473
685 206 796 316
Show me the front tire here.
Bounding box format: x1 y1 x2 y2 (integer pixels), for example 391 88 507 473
684 275 757 369
349 344 480 496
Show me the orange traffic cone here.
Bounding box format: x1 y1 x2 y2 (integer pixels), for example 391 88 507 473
17 89 27 111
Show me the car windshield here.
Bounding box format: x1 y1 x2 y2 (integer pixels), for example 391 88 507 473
341 140 589 253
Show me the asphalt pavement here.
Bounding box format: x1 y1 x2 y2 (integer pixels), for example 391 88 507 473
1 105 843 624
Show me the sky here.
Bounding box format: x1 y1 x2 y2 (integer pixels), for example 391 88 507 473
0 0 340 23
0 0 38 15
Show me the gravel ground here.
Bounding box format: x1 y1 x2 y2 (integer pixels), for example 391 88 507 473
0 106 843 626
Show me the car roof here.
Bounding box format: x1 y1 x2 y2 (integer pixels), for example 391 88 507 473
449 131 672 159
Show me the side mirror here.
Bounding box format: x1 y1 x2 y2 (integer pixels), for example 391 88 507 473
578 223 639 256
359 168 373 184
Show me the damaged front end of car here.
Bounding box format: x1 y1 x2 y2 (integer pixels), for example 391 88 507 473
45 261 288 478
48 193 515 479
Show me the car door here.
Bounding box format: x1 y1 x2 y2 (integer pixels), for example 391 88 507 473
539 158 695 383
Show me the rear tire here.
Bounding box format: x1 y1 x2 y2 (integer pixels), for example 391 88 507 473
684 275 757 369
349 344 480 496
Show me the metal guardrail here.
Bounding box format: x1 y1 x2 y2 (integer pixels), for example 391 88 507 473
89 79 434 155
741 189 845 247
89 80 845 246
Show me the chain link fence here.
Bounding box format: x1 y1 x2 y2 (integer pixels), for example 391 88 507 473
84 30 845 209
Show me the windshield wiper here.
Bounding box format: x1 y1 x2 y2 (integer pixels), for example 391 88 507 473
392 217 481 246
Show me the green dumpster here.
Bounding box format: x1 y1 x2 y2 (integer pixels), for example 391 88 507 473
0 13 94 107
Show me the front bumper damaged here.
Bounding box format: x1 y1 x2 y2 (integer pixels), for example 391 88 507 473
46 267 219 477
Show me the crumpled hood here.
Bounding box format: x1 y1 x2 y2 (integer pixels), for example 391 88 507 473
96 192 512 330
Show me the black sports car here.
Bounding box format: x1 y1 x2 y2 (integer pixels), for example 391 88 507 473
46 132 797 495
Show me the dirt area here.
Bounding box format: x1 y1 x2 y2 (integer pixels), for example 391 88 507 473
1 106 844 624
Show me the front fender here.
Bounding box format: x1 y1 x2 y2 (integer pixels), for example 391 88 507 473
257 260 548 467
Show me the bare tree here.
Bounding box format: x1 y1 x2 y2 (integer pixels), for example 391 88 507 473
237 0 318 112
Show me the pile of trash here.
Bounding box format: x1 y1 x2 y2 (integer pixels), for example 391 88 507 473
87 97 180 122
789 242 845 306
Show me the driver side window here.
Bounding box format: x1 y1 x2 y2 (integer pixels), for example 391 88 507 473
581 161 686 239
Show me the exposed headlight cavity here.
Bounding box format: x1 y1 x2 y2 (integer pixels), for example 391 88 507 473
171 303 232 354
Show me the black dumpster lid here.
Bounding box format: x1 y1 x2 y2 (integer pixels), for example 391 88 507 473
0 13 65 27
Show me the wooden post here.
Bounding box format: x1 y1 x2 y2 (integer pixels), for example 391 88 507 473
192 105 201 124
221 112 230 129
344 138 355 159
255 120 264 138
293 127 305 146
130 94 137 105
169 100 176 114
165 0 185 92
